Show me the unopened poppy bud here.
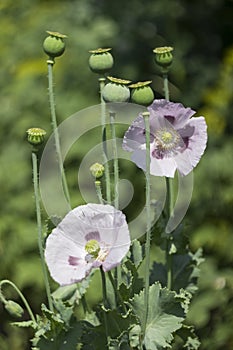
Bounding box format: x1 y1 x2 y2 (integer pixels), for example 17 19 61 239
153 46 174 70
26 128 46 146
89 48 114 74
130 81 154 106
5 300 24 318
43 31 67 59
102 76 131 103
90 163 105 179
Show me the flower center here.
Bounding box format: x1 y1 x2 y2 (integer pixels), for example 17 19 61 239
153 127 181 158
85 239 100 259
161 131 174 143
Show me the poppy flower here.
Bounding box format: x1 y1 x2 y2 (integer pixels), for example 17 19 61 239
123 99 207 177
45 204 130 285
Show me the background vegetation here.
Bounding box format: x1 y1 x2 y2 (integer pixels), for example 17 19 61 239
0 0 233 349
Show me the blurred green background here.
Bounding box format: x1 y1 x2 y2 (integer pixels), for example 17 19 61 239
0 0 233 349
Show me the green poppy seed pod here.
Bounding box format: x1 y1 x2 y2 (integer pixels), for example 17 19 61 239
26 128 46 146
130 81 154 106
153 46 174 70
43 31 67 59
102 76 131 103
5 300 24 318
89 48 114 74
90 163 105 179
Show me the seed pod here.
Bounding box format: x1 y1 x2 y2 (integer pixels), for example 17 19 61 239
130 81 154 106
102 76 131 103
89 48 114 74
43 31 67 59
153 46 174 70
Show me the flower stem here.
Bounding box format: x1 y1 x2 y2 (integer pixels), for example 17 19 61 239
95 180 104 204
163 72 170 101
32 151 53 311
165 177 174 290
47 60 71 204
107 271 127 314
0 279 36 324
142 111 151 336
163 70 174 290
100 267 110 348
109 111 119 209
99 77 111 204
109 110 121 288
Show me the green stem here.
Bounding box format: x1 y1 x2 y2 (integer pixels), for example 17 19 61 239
47 61 71 204
109 111 119 209
109 110 121 288
100 268 110 348
95 180 104 204
107 271 127 314
163 70 174 290
99 77 111 204
165 177 174 290
163 72 169 100
142 111 151 336
32 151 53 312
0 280 36 324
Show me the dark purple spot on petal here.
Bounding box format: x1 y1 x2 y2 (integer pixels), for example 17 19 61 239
152 148 164 159
85 231 100 242
164 115 175 124
182 137 189 148
68 256 80 266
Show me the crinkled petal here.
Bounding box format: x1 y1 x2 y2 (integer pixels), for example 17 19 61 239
123 114 152 152
102 243 130 272
150 155 177 177
175 116 207 175
45 231 91 285
148 99 195 129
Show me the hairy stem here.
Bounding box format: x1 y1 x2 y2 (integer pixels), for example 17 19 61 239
109 111 119 209
47 61 71 204
100 268 110 349
142 111 151 335
99 77 111 203
32 151 53 311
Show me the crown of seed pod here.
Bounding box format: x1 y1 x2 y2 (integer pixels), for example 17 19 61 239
5 300 24 318
26 128 46 147
130 81 154 106
102 76 131 103
90 163 105 179
43 31 67 59
153 46 174 71
88 48 114 74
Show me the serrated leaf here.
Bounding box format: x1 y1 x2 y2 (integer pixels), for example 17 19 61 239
130 240 144 268
52 274 92 304
150 262 167 287
130 283 185 350
173 249 204 294
52 285 77 301
11 320 36 328
150 249 204 295
53 299 74 326
35 324 82 350
177 324 200 350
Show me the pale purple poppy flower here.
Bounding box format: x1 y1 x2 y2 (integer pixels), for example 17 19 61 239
45 203 130 286
123 99 207 177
